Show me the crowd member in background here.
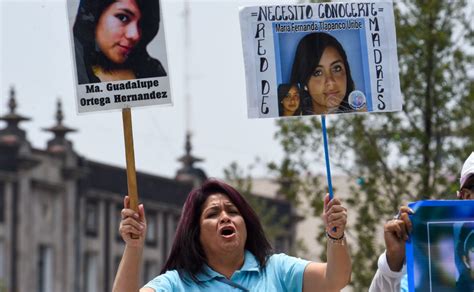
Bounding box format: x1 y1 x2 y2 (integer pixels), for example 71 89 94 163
369 152 474 292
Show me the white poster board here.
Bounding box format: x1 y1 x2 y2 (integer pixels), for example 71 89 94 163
239 1 402 118
66 0 172 113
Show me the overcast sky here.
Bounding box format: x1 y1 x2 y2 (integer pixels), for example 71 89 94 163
0 0 310 179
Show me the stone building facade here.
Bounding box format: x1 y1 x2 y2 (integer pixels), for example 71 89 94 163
0 88 298 292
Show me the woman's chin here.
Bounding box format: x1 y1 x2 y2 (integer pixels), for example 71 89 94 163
325 99 343 108
111 58 127 65
104 52 128 66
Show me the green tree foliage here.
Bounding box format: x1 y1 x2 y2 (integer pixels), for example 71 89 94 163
268 0 473 290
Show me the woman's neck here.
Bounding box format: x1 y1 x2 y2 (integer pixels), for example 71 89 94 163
205 249 245 279
92 65 136 82
283 109 295 116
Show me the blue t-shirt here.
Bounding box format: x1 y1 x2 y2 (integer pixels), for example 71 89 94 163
144 250 310 292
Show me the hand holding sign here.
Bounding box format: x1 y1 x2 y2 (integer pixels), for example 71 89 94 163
119 196 147 247
384 206 413 272
322 194 347 242
67 0 173 236
239 0 403 215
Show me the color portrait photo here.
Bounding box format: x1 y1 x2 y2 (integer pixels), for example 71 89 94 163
275 19 370 116
67 0 172 113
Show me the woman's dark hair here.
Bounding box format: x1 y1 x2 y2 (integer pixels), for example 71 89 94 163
277 83 302 116
160 178 272 283
73 0 166 83
290 32 355 114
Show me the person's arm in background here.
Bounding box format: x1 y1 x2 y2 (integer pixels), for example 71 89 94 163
112 196 154 292
302 194 352 292
369 206 413 292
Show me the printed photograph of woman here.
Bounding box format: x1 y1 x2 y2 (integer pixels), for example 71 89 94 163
278 83 302 117
290 32 362 115
73 0 167 84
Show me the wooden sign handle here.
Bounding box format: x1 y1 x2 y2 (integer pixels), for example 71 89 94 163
122 108 139 239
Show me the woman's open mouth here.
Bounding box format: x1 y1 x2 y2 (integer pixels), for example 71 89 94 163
219 225 236 239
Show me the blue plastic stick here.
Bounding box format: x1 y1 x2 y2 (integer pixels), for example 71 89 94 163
321 115 334 200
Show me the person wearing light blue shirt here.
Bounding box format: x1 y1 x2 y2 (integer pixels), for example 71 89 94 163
144 250 309 291
113 179 352 292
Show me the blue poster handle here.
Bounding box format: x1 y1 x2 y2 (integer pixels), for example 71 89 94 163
321 115 334 200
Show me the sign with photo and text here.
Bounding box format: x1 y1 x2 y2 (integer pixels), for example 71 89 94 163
66 0 172 113
239 1 402 118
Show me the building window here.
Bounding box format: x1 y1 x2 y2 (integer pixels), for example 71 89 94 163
84 253 98 292
0 240 4 281
143 260 158 285
172 215 180 240
116 204 123 242
0 182 4 223
162 212 169 260
146 211 158 246
38 245 53 292
85 199 99 236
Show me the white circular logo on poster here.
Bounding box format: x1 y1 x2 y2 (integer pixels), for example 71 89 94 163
348 90 366 110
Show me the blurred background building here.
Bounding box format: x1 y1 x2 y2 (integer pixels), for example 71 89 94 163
0 88 299 292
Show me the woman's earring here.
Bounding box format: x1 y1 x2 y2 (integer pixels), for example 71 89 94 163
304 86 308 91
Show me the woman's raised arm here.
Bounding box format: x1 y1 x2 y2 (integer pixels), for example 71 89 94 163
112 196 150 292
303 194 351 292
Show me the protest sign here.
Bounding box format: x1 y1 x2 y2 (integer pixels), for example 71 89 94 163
406 200 474 291
239 1 402 118
66 0 172 113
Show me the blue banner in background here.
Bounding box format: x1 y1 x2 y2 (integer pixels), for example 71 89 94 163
406 200 474 291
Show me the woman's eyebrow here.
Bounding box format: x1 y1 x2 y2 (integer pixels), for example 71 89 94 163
118 8 136 17
316 60 343 68
224 203 238 210
203 205 220 213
